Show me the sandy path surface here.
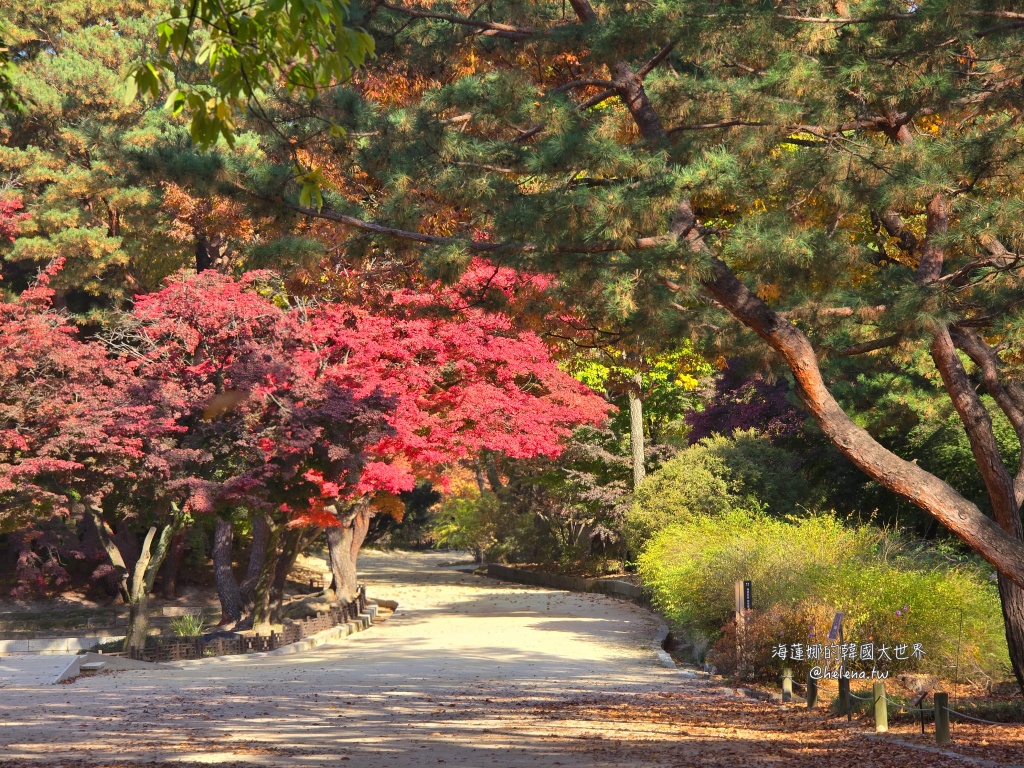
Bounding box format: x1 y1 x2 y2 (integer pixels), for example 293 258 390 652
1 550 1021 767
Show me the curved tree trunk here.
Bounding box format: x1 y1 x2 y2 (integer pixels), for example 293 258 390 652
212 518 243 625
326 504 373 601
697 252 1024 586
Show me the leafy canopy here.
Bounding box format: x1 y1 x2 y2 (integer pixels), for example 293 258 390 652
128 0 374 149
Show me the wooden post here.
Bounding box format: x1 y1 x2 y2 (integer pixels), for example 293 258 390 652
935 692 950 746
838 677 850 718
782 668 793 702
873 681 888 733
734 580 744 676
806 671 818 708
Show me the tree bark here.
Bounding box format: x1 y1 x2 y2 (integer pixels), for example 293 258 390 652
326 502 373 601
270 528 303 619
161 529 186 600
483 451 503 491
121 516 183 652
627 373 646 488
212 518 243 625
998 575 1024 692
249 520 284 630
240 512 271 603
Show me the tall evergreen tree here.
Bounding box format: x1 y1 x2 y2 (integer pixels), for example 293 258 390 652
264 0 1024 690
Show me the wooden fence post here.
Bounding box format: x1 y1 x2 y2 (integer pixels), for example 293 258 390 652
838 677 850 717
806 671 818 708
935 692 950 746
781 668 793 702
873 681 888 733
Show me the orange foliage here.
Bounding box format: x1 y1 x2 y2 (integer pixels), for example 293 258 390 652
161 183 257 247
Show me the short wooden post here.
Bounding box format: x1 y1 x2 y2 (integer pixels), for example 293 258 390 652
806 671 818 708
935 692 950 746
781 668 793 702
838 677 850 717
873 681 888 733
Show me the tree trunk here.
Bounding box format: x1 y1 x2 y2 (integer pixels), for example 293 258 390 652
270 528 302 619
161 529 186 599
240 512 271 602
483 451 503 491
89 503 184 651
326 503 373 601
249 520 282 629
213 518 243 625
998 575 1024 693
627 373 645 488
87 505 130 601
124 597 150 651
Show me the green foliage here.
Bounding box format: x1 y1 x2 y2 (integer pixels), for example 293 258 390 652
625 430 810 551
169 612 205 638
0 1 316 317
430 492 503 561
130 0 374 149
639 510 1009 682
571 346 712 446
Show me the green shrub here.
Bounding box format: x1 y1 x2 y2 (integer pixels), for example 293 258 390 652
638 510 1009 682
431 492 506 561
169 613 206 638
624 430 809 551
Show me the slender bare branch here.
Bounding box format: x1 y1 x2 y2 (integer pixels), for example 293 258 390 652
637 40 678 78
549 79 616 95
376 2 539 40
285 203 673 253
832 335 900 357
668 119 766 134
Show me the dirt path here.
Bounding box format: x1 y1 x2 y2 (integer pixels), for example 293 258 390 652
0 550 1021 767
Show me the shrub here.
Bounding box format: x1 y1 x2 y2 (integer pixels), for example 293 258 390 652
431 492 506 561
169 613 206 638
638 510 1009 682
624 430 809 551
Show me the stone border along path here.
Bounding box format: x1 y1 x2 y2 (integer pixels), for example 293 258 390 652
0 549 1020 768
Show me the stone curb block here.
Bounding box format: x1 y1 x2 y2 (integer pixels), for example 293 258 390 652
1 636 123 656
52 652 174 684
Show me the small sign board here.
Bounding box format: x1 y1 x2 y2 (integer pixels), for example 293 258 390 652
735 579 753 615
827 611 844 641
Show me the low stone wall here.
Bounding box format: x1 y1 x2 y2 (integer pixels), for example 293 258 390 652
0 635 123 656
485 564 645 603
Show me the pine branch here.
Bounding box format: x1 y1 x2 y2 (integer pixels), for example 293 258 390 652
774 12 915 25
549 79 616 95
285 202 673 253
950 327 1024 502
667 119 766 134
832 335 900 357
637 40 677 78
375 2 541 40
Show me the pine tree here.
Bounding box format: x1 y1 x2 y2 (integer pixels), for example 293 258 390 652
269 0 1024 691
